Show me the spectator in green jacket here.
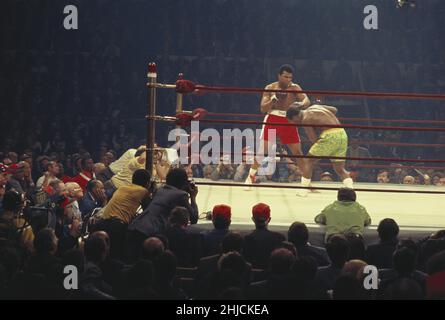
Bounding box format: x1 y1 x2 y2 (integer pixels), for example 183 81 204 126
315 188 371 242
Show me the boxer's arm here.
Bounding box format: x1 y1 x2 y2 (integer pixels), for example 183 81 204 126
260 86 277 114
294 84 311 108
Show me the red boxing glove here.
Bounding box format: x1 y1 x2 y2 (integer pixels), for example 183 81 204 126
176 112 194 126
176 79 196 94
192 108 208 120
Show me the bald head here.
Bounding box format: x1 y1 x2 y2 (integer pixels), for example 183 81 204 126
90 231 111 255
141 237 165 261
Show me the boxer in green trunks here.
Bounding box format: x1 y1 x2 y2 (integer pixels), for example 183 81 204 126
286 104 353 197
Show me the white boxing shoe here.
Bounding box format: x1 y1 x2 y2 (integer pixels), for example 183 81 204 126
244 174 256 191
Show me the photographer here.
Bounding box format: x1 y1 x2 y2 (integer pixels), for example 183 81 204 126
0 190 34 251
127 168 199 260
98 169 152 260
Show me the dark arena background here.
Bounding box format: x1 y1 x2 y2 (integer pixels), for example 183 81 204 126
0 0 444 302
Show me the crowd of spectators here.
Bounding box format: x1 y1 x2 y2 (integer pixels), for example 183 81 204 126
1 159 445 299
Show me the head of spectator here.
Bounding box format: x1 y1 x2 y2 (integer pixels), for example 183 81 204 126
377 170 390 183
345 233 365 260
6 152 18 164
432 172 444 186
288 221 309 248
218 251 248 277
86 179 105 197
1 190 25 214
93 162 106 175
342 259 368 280
81 157 94 174
33 228 58 255
377 218 399 242
337 188 356 202
141 237 165 261
279 241 297 258
326 234 350 269
89 231 111 258
393 246 417 277
251 203 271 229
46 161 60 176
320 172 334 182
438 177 445 186
84 235 107 265
403 175 415 184
165 167 189 190
106 151 116 164
37 156 51 174
221 232 244 254
383 278 423 300
20 153 33 168
66 182 84 200
168 206 189 229
73 155 82 173
132 168 151 188
212 204 231 230
153 250 177 286
269 248 296 275
49 179 67 198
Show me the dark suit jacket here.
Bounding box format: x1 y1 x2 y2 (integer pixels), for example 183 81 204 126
128 185 198 236
365 239 398 269
243 228 286 269
164 226 203 267
296 244 331 267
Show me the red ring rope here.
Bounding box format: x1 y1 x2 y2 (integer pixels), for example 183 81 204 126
194 84 445 100
215 135 445 148
205 112 445 126
197 118 445 132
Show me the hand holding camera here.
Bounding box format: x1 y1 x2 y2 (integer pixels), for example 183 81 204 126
187 180 198 200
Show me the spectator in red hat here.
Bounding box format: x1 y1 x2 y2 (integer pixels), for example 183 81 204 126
201 204 232 256
243 203 285 269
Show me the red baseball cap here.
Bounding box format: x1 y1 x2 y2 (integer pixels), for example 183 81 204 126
212 204 231 220
252 203 271 221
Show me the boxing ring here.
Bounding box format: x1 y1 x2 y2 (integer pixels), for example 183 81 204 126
194 180 444 230
144 62 445 240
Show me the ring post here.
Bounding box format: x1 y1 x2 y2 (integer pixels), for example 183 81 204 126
146 62 157 174
176 73 184 143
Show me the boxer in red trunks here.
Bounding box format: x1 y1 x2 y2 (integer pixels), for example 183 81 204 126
245 64 311 188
